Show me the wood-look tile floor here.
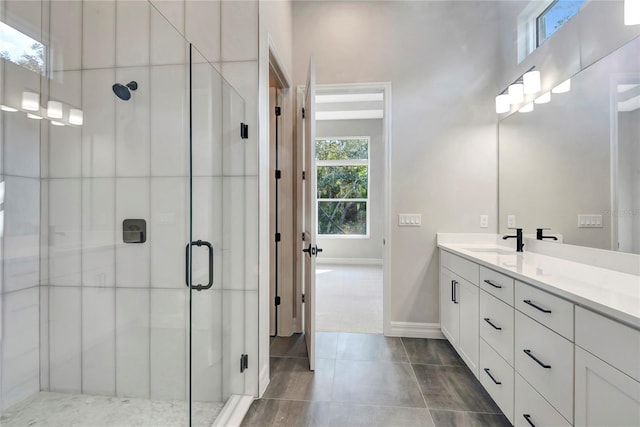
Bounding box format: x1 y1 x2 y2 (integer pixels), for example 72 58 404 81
242 333 510 427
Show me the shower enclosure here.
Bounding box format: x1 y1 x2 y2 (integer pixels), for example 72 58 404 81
0 1 257 425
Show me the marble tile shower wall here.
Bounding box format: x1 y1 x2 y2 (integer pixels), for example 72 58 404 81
0 0 259 411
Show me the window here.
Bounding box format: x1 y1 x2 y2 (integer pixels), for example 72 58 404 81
316 137 369 237
536 0 586 46
0 20 45 75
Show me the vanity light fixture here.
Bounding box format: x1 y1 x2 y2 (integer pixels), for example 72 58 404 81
0 105 18 112
624 0 640 25
69 108 83 126
523 70 541 94
495 94 511 113
27 113 43 120
47 101 63 119
534 91 551 104
21 91 40 111
508 83 524 104
552 78 571 93
518 102 534 113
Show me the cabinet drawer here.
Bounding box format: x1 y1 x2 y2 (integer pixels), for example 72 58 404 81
480 290 514 366
514 373 571 427
576 306 640 382
441 250 479 285
515 311 573 423
480 266 514 306
515 281 574 341
480 339 514 424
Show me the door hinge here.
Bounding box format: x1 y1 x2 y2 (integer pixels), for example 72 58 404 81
275 170 282 179
275 106 281 116
275 233 281 242
275 296 281 306
302 294 305 303
302 233 306 242
302 171 306 180
240 354 249 373
302 107 305 119
240 123 248 139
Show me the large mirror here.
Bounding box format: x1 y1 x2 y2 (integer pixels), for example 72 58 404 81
499 36 640 254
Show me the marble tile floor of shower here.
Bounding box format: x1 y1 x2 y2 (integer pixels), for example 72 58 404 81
0 392 223 427
241 332 510 427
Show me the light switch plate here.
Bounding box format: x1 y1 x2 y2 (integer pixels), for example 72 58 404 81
399 214 421 226
507 215 516 228
480 215 489 228
578 214 603 228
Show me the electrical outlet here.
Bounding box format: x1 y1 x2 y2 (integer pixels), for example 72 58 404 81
399 214 421 226
480 215 489 228
507 215 516 228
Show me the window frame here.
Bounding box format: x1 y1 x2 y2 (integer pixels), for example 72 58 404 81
535 0 586 47
315 136 371 239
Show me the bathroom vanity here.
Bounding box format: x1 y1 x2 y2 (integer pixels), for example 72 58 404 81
438 233 640 427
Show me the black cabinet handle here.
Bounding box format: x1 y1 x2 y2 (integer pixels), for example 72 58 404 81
523 299 552 313
523 414 536 427
452 280 458 304
523 349 551 368
484 318 502 330
484 279 502 289
483 368 502 385
185 240 213 291
451 280 454 302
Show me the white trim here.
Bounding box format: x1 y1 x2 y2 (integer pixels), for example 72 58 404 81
316 257 383 265
316 109 384 121
212 394 254 427
258 363 270 398
387 322 445 339
316 93 384 104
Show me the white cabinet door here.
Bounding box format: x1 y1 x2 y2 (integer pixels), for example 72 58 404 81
440 268 459 348
458 278 479 377
575 347 640 427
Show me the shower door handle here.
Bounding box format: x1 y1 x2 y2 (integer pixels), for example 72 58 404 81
185 240 214 291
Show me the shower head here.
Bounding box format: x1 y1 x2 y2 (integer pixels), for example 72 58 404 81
112 81 138 101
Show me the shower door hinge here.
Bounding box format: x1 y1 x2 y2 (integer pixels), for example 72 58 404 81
302 171 306 180
302 294 305 303
302 107 305 119
275 233 281 242
275 170 282 179
302 233 306 242
240 123 248 139
240 354 249 373
275 106 281 116
275 296 281 306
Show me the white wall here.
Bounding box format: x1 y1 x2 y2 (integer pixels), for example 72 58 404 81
618 108 640 254
293 1 501 326
316 119 384 261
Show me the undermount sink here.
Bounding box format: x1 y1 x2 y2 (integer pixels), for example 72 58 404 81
463 247 515 255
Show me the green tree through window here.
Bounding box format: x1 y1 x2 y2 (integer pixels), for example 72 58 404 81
316 138 369 236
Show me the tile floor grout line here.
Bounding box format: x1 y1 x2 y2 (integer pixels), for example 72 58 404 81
401 337 431 413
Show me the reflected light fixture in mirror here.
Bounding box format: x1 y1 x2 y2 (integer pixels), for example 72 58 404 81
552 78 571 93
0 105 18 112
47 101 63 119
495 94 511 113
519 102 534 113
509 83 524 104
69 108 83 125
534 91 551 104
21 91 40 111
27 113 43 119
624 0 640 25
50 120 64 126
523 70 541 94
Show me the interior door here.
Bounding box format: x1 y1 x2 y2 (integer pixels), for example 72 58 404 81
303 56 318 370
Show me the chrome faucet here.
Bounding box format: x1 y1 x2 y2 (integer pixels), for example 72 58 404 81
536 228 558 241
503 228 524 252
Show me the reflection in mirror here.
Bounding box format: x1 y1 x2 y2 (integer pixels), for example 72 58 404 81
499 36 640 254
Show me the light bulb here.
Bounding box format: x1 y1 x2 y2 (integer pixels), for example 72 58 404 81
624 0 640 25
534 91 551 104
552 79 571 94
69 108 83 125
519 102 534 113
47 101 63 119
495 94 511 114
523 70 541 94
508 83 524 104
21 91 40 111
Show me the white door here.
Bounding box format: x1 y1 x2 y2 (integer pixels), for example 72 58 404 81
440 268 460 348
302 56 318 370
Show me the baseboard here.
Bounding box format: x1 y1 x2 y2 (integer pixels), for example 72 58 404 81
387 321 445 339
317 257 383 265
212 394 254 427
258 363 270 398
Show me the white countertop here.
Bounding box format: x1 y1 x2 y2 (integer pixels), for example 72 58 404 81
437 234 640 330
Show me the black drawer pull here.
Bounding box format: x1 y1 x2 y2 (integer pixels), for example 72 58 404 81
484 279 502 289
523 299 552 313
523 349 551 368
523 414 536 427
484 318 502 330
483 368 501 385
